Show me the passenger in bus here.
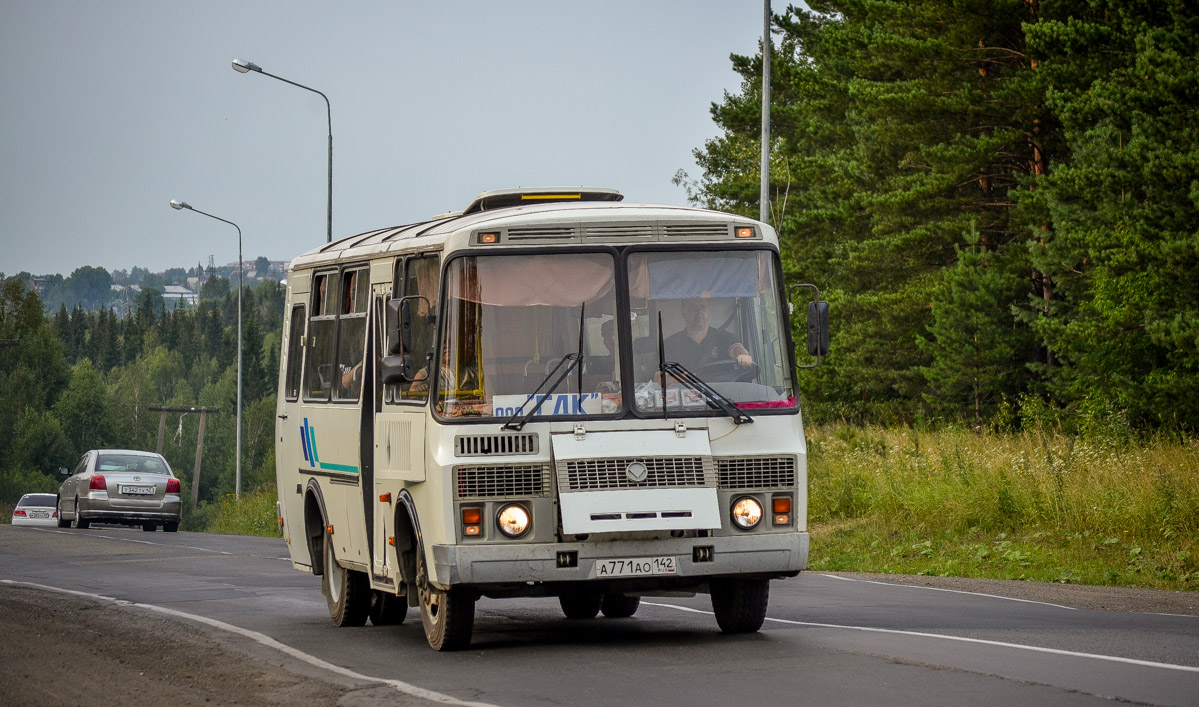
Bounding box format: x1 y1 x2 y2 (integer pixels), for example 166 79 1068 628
664 298 753 371
586 319 617 376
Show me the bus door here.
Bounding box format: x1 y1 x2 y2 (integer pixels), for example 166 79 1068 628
370 255 438 586
276 281 310 564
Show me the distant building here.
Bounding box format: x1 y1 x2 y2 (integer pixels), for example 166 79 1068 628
162 285 198 307
27 277 48 298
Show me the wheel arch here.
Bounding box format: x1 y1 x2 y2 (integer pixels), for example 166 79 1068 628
393 490 424 589
304 479 330 576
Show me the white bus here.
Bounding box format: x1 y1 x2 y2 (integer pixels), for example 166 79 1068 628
274 187 828 650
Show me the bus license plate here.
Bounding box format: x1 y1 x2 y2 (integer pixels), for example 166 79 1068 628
594 556 676 578
120 485 154 495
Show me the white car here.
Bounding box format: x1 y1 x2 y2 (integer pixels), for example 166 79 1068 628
11 493 59 526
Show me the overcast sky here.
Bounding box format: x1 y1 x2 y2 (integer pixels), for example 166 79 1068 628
1 1 776 277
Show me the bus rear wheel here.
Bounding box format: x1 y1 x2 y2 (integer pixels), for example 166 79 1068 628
600 593 640 618
369 590 408 626
559 587 602 619
323 531 370 627
710 577 769 633
417 549 474 650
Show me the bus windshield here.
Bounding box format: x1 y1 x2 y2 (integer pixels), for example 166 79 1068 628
627 250 795 415
435 249 795 420
437 252 618 419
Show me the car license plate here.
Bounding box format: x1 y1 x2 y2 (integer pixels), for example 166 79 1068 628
30 511 49 519
120 485 154 495
594 556 676 578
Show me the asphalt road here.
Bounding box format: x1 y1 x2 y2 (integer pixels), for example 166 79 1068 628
1 524 1196 706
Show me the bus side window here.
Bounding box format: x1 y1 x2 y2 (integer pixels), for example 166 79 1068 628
304 271 338 401
397 255 439 403
284 304 306 401
334 268 369 401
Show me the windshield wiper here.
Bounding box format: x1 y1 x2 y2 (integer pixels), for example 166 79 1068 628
501 354 584 431
502 304 587 432
661 361 754 425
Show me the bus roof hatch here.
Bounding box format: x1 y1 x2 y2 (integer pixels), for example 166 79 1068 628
461 187 623 215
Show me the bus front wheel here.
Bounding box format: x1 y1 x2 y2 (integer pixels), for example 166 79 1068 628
710 577 769 633
323 531 370 627
417 549 474 650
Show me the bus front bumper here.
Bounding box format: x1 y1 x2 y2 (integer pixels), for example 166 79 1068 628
432 531 808 586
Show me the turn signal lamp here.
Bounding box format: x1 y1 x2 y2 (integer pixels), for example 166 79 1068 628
462 507 482 536
772 496 792 526
735 226 755 239
89 476 107 491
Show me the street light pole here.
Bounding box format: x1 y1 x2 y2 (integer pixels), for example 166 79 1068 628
232 59 333 243
760 0 772 226
169 200 243 500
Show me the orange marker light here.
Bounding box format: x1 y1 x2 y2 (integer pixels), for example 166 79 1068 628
735 226 755 238
464 525 481 536
478 232 499 244
379 492 392 504
327 524 334 535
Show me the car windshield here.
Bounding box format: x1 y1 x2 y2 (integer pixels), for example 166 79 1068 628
96 454 170 475
437 252 619 419
19 495 55 507
627 250 796 415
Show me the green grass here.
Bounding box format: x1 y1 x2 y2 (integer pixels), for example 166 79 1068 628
806 425 1199 590
197 486 281 538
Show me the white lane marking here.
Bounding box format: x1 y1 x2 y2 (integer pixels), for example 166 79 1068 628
818 573 1079 610
643 601 1199 674
2 580 497 707
32 527 234 554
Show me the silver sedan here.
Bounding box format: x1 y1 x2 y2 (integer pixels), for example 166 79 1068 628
57 450 182 532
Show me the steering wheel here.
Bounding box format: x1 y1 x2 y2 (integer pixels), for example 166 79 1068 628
695 360 760 383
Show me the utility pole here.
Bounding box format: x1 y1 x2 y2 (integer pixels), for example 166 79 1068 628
150 405 220 510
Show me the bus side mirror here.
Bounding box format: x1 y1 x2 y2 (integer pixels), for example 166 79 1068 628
386 299 405 356
807 301 830 357
59 467 69 476
380 354 414 384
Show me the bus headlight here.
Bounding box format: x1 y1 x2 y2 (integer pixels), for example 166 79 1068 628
496 504 530 538
730 497 763 530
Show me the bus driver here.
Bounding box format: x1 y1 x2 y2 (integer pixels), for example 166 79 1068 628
664 297 753 371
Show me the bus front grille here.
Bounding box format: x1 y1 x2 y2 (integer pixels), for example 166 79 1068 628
715 456 797 489
558 457 714 491
454 433 539 457
455 463 552 499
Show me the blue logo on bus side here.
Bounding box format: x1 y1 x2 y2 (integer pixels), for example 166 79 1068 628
300 418 359 474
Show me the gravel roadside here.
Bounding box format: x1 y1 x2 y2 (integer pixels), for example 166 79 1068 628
1 576 1194 706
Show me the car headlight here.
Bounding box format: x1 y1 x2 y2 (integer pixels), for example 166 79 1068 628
496 504 530 538
731 496 763 530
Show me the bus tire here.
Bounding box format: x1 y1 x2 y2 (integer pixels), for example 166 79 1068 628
369 590 407 626
322 531 370 627
417 549 474 650
558 587 602 619
600 593 640 618
710 577 769 633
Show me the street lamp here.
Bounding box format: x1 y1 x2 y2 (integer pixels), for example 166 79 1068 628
232 58 333 243
169 199 243 500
